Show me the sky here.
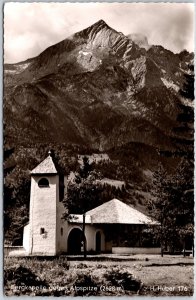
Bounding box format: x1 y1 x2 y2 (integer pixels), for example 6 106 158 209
4 2 195 63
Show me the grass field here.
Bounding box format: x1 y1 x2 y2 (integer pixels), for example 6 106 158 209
4 255 194 296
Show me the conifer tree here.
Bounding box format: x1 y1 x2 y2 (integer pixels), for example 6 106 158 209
63 156 103 215
148 161 194 256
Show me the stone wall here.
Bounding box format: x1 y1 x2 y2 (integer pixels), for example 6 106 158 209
112 247 161 254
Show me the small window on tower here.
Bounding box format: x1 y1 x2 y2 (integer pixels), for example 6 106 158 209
38 178 49 188
61 228 63 236
40 228 45 234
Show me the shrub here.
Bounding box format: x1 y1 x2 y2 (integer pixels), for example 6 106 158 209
96 264 105 269
105 267 141 292
75 263 88 269
4 264 48 295
73 272 98 296
54 256 70 269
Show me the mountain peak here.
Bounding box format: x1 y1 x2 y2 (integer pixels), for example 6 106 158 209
87 19 114 33
94 19 108 26
73 18 121 51
95 19 107 25
75 19 114 38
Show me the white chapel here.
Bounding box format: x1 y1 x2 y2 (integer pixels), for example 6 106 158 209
23 153 158 256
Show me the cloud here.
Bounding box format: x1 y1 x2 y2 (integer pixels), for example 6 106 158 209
4 2 194 63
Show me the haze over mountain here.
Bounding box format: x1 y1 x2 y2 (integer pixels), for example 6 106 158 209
127 33 150 50
4 2 194 63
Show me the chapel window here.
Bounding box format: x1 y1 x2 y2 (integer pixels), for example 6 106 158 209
38 178 49 188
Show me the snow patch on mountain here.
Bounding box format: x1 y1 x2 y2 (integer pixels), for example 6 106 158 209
5 62 31 75
180 97 194 108
79 50 92 56
161 77 179 92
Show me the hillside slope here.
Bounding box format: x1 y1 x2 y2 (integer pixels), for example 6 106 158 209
4 20 194 242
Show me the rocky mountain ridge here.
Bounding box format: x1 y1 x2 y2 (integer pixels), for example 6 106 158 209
4 19 193 156
4 20 194 243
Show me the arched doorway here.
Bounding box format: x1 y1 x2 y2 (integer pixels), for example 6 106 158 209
68 228 83 254
96 231 101 253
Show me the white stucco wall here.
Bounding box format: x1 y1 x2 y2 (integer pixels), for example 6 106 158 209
85 226 105 251
27 170 108 255
66 223 105 252
29 175 58 255
23 223 30 253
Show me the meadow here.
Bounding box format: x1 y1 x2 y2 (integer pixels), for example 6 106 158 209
4 255 194 296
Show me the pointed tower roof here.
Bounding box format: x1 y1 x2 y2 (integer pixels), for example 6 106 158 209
85 199 157 225
31 153 57 175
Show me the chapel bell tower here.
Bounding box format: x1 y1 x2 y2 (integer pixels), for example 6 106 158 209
28 151 61 255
